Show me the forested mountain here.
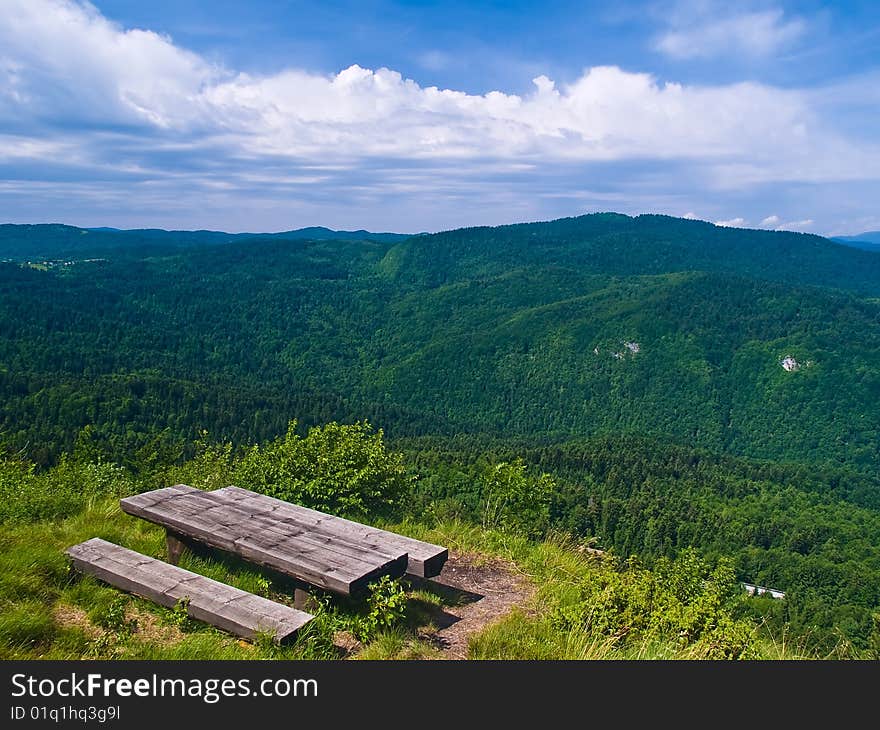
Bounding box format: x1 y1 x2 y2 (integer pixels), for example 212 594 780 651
2 213 878 469
2 212 880 651
0 223 408 260
834 231 880 251
386 214 880 295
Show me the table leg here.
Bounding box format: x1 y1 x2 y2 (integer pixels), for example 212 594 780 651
166 530 186 565
294 587 317 611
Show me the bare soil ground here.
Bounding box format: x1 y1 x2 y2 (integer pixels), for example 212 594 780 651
416 551 535 659
53 601 186 647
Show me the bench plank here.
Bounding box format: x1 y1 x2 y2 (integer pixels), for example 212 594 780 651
66 538 313 643
215 486 449 578
120 486 410 595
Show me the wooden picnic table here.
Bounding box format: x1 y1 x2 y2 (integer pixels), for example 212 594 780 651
120 485 447 598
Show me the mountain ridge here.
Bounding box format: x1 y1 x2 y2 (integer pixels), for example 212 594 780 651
1 211 879 472
0 222 410 259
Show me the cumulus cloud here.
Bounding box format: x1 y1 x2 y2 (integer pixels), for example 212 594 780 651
776 219 814 231
714 217 747 227
0 0 827 163
0 0 877 231
760 215 780 227
0 0 220 129
656 5 806 60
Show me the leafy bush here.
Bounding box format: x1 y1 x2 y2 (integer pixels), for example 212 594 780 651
168 431 234 492
92 594 138 638
481 459 555 539
168 597 195 633
234 420 410 516
553 548 758 659
0 453 130 524
352 576 408 642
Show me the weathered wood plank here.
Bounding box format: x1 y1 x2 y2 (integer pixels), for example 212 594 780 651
215 486 449 577
124 488 402 568
66 538 312 643
119 487 410 595
132 497 403 578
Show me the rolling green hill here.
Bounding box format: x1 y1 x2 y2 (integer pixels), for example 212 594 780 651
2 211 880 653
0 223 408 261
1 214 878 469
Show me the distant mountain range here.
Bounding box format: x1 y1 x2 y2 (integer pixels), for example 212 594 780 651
0 223 410 260
833 231 880 251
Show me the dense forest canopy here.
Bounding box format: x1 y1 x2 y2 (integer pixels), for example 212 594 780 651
2 214 879 469
1 212 879 653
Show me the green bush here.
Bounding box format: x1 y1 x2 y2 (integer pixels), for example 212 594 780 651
553 548 759 659
233 420 410 516
0 454 130 524
481 459 555 539
168 431 234 492
351 576 408 642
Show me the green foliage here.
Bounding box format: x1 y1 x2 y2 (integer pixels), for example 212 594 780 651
481 459 555 539
0 452 130 524
92 594 138 638
169 431 234 491
255 576 271 598
1 212 880 656
2 215 880 473
551 549 757 658
351 576 408 642
234 420 410 516
866 612 880 660
168 597 195 633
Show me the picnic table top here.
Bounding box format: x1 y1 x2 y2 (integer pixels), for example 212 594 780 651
120 485 446 595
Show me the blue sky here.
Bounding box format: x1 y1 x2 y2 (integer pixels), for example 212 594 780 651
1 0 879 234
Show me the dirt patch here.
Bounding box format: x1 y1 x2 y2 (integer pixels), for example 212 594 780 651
416 551 535 659
332 630 361 657
127 605 187 647
53 601 190 647
52 603 102 639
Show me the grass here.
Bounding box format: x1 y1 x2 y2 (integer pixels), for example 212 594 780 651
0 500 473 660
0 503 820 660
386 520 817 660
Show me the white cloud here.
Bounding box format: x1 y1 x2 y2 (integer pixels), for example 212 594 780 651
656 6 806 60
714 217 746 227
760 215 780 227
0 0 220 129
776 219 814 231
0 1 832 171
0 1 818 161
0 0 878 232
682 211 699 219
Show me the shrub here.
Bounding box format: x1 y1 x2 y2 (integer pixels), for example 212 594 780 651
168 431 234 492
352 576 408 642
233 420 410 516
481 459 555 539
0 454 130 524
553 548 759 659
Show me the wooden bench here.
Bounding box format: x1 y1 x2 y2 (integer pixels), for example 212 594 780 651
66 538 313 643
120 485 423 597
